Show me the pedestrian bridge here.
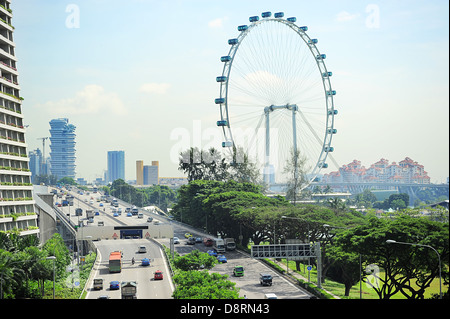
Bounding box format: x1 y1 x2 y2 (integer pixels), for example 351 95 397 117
76 224 173 241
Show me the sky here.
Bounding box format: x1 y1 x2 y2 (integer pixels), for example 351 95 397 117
11 0 449 183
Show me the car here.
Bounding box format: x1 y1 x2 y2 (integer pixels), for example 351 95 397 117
260 273 273 286
141 258 150 266
97 295 110 299
207 249 217 257
147 216 153 223
113 212 119 217
99 203 104 207
217 255 227 263
138 245 147 253
95 211 100 215
184 233 192 238
127 212 132 217
195 237 202 243
154 270 163 280
173 237 180 244
187 237 196 245
109 281 120 290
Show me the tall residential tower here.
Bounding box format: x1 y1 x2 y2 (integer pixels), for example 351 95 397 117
0 0 38 236
107 150 125 183
49 118 76 179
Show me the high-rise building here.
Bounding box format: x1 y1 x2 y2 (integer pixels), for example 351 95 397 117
0 1 38 236
143 161 159 185
49 118 76 179
136 160 144 185
107 150 125 183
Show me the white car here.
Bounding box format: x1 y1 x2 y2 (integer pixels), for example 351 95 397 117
138 245 147 253
173 237 180 244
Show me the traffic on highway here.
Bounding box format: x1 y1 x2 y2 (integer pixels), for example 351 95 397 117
52 186 312 299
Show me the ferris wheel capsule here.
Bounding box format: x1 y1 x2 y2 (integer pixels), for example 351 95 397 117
221 56 232 62
262 12 272 18
274 12 284 18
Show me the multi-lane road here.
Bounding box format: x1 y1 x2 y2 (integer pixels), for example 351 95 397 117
54 187 312 299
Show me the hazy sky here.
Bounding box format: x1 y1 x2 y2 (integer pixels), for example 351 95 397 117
12 0 449 183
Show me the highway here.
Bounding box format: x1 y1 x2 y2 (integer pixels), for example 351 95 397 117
53 187 312 299
53 188 173 299
157 222 313 299
85 238 174 299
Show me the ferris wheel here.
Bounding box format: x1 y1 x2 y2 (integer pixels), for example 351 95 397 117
215 11 338 188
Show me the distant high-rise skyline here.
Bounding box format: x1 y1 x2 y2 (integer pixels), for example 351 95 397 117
107 150 125 183
49 118 76 179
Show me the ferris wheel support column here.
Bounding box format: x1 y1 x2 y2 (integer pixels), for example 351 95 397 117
292 105 299 182
264 106 271 185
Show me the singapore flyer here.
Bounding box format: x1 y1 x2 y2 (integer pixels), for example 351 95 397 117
216 11 338 190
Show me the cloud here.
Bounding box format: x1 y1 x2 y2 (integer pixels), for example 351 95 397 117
335 11 360 22
208 17 228 28
139 82 171 94
36 84 127 115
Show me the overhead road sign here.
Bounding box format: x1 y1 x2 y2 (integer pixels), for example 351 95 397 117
251 243 315 260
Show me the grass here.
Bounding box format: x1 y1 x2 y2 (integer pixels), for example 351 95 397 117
279 259 443 299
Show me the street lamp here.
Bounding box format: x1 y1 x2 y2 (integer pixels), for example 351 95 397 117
46 256 57 299
386 239 442 299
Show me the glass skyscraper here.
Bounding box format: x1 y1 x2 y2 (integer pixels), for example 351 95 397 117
107 150 125 183
49 118 76 179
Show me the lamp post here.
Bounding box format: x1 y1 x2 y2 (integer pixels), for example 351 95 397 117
386 239 442 299
46 256 57 299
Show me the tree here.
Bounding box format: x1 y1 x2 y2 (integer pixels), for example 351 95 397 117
282 148 309 204
332 215 449 299
174 250 217 271
172 270 240 299
58 177 77 185
179 147 229 182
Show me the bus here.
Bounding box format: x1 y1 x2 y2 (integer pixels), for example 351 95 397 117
109 251 122 273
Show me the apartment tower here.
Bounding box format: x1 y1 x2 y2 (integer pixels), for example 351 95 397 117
136 160 143 185
49 118 76 179
107 150 125 183
0 0 38 236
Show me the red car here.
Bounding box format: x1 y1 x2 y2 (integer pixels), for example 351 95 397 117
154 270 163 280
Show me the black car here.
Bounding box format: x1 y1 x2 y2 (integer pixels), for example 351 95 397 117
260 273 273 286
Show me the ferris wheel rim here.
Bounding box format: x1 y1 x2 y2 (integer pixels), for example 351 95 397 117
216 12 337 187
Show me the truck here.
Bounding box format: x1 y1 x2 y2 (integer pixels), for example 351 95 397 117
121 281 137 299
108 251 122 273
86 210 94 219
214 238 226 253
224 238 236 251
93 278 103 290
259 273 273 286
233 265 244 277
86 210 94 223
131 206 139 215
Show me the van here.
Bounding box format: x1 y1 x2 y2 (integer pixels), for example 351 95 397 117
138 213 143 219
